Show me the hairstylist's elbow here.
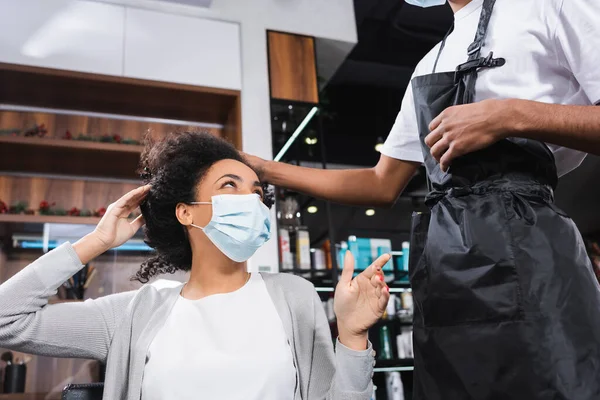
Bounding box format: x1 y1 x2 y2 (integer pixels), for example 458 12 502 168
364 170 399 208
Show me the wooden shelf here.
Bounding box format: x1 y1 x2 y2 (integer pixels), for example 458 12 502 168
0 135 143 153
0 214 100 225
0 62 241 149
0 135 143 180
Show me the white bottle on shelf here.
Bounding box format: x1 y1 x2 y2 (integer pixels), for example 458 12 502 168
385 371 405 400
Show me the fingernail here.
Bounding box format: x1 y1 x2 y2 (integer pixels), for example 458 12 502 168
379 275 384 282
386 286 390 292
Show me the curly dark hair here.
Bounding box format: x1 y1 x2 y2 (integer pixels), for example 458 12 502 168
133 131 273 283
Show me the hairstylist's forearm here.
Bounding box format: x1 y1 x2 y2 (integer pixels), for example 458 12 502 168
263 156 419 207
72 234 109 265
508 99 600 155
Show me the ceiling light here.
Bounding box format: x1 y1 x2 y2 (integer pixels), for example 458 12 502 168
305 136 318 145
307 206 318 214
365 209 376 217
375 137 384 152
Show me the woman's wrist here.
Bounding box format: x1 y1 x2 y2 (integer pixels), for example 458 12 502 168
72 233 109 265
337 323 368 351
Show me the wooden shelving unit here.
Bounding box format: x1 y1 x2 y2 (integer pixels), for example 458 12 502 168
0 61 243 223
0 135 144 180
0 214 101 225
0 136 144 153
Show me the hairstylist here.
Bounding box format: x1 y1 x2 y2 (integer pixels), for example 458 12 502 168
246 0 600 398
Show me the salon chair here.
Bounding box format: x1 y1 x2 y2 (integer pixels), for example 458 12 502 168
62 383 104 400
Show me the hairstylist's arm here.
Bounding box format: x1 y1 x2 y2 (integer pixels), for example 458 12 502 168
308 252 390 399
245 153 419 207
0 186 150 361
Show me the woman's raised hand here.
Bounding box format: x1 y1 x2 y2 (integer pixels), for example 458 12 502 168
73 186 150 264
334 251 391 350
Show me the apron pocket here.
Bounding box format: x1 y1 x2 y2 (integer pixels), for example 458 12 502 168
414 193 523 327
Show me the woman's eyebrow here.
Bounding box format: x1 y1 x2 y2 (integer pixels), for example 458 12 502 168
215 174 243 183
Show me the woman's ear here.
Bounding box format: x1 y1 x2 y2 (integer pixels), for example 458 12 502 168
175 203 193 226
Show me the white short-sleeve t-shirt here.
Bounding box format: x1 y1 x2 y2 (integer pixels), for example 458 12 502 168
381 0 599 177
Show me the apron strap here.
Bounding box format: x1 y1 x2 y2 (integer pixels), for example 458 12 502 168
466 0 497 62
462 0 498 103
432 24 455 74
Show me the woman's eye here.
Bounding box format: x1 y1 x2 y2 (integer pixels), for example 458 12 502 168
255 190 264 199
223 181 236 189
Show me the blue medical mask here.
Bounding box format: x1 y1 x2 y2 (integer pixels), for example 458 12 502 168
405 0 446 7
189 194 271 262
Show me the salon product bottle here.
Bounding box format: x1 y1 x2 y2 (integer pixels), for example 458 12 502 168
279 228 294 270
2 352 25 394
401 291 413 312
323 240 333 270
401 242 410 272
379 326 393 360
312 248 326 270
385 372 404 400
296 229 311 270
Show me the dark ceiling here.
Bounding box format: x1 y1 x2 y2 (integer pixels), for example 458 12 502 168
320 0 453 167
271 0 600 243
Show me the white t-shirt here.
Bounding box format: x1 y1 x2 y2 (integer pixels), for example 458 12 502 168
142 273 296 400
382 0 600 177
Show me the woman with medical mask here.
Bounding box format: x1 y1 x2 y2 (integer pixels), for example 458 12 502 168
0 131 388 400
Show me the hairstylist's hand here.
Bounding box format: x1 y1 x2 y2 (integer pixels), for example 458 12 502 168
241 152 268 179
334 252 390 351
73 185 150 264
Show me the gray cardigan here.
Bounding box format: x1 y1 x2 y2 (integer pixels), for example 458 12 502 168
0 243 375 399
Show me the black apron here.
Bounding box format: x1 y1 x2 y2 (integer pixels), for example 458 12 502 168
408 1 600 398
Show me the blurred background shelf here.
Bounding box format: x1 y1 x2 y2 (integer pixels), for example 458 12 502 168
0 215 101 225
375 358 414 369
0 135 144 153
0 136 143 180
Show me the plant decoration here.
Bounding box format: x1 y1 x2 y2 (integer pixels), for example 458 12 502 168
0 125 140 145
0 128 20 137
40 200 100 217
63 130 140 145
9 201 29 214
23 124 48 138
0 199 135 219
39 201 56 215
0 200 8 214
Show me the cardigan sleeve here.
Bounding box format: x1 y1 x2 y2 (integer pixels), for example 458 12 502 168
0 243 136 361
308 290 375 399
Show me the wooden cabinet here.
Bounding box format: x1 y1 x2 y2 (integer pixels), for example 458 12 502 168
124 8 242 90
0 0 125 76
267 31 319 104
